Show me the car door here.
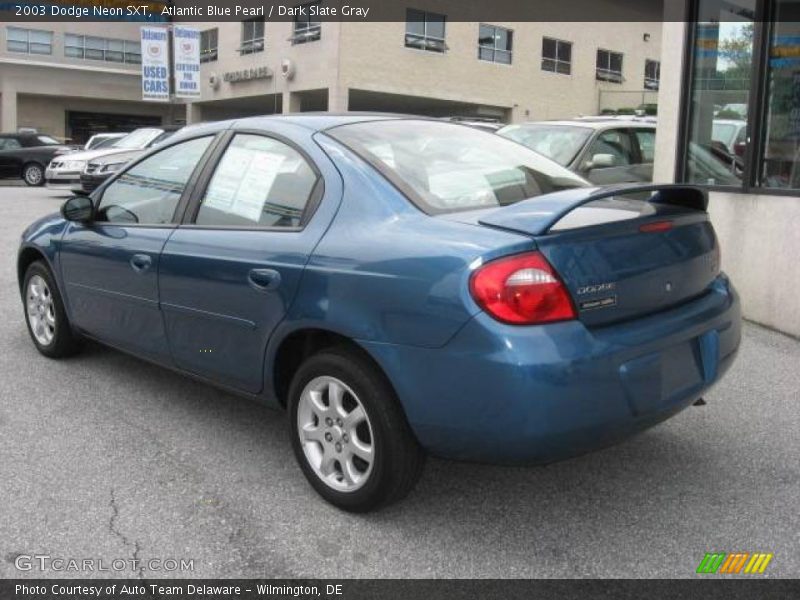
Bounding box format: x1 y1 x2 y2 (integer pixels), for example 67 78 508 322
158 130 333 394
0 137 23 177
579 128 643 184
58 134 216 361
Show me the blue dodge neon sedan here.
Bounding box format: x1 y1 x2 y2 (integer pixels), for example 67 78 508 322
18 115 741 511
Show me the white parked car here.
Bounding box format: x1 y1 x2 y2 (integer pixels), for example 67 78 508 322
83 133 127 151
45 127 176 193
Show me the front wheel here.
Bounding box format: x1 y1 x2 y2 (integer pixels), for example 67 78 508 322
22 163 44 186
288 348 425 512
22 261 83 358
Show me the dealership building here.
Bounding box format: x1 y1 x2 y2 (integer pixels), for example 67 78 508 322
180 18 661 124
0 13 662 140
0 21 181 141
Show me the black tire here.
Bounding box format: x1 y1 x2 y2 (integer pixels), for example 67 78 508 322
22 261 83 358
22 163 45 186
288 347 425 512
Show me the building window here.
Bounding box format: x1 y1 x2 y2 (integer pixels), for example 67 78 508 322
124 41 141 64
240 18 265 55
405 9 446 53
65 34 140 64
542 37 572 75
478 24 512 64
7 27 52 55
645 59 661 90
596 49 624 83
200 28 218 63
292 2 321 44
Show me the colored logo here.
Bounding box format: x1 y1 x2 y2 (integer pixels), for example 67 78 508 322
696 552 773 574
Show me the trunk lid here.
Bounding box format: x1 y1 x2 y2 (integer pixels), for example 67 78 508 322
470 185 720 326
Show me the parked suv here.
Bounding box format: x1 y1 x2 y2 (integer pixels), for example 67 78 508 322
498 119 657 185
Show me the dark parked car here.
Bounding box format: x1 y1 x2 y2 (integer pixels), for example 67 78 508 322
0 133 72 186
18 115 741 512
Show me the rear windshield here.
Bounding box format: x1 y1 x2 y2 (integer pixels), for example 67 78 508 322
327 119 587 214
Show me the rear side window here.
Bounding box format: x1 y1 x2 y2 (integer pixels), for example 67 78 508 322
328 119 586 214
195 134 318 228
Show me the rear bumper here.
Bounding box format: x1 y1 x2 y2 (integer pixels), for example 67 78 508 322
361 275 741 463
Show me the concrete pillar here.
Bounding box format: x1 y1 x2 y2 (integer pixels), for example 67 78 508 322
282 91 302 114
1 88 18 132
186 102 203 124
328 87 348 112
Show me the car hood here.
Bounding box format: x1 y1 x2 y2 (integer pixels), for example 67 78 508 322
89 149 145 165
53 147 132 162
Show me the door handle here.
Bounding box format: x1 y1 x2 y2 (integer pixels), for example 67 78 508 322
130 253 152 273
248 268 281 292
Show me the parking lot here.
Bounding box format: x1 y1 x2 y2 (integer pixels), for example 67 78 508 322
1 185 798 579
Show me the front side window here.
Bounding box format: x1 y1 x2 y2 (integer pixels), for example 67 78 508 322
200 28 218 62
241 18 265 55
645 59 661 90
328 120 587 214
597 49 624 83
196 135 318 228
293 3 321 44
97 137 212 225
7 27 52 55
542 38 572 75
478 24 512 64
405 9 446 53
586 130 635 166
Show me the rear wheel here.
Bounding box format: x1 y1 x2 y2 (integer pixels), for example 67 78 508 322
22 163 44 186
22 261 83 358
288 347 425 512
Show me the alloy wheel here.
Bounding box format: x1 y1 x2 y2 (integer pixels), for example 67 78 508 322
24 165 43 186
296 375 375 492
27 274 56 346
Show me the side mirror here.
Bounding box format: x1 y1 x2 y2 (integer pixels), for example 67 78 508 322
61 195 94 223
587 153 616 170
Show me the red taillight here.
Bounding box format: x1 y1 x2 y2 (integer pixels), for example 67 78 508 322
469 251 576 325
639 220 673 233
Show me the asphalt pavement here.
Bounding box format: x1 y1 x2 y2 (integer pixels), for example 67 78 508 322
1 186 798 579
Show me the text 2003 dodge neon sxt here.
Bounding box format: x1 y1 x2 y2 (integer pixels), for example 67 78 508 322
18 115 740 511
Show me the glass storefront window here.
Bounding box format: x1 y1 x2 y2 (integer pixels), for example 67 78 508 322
682 0 800 192
683 0 755 187
760 1 800 189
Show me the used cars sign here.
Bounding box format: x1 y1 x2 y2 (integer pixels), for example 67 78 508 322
141 27 169 102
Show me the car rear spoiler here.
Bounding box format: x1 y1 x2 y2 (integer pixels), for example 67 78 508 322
478 184 708 237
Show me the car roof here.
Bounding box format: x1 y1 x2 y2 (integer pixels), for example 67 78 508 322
508 119 656 131
188 112 425 135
